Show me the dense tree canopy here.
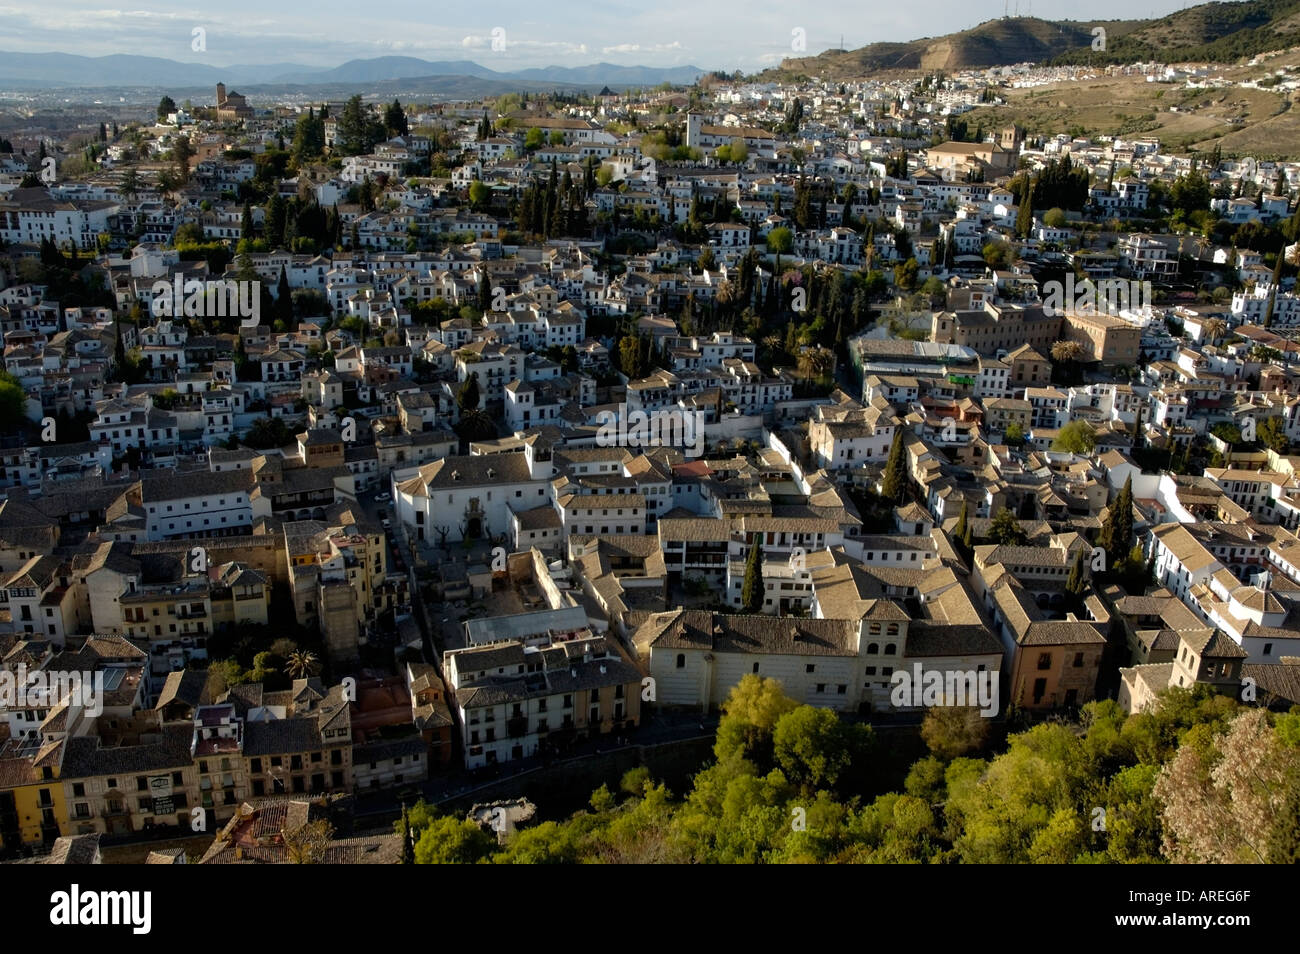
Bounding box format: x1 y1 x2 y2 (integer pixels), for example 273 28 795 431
398 677 1296 863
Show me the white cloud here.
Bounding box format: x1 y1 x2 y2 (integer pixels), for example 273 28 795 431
602 40 685 55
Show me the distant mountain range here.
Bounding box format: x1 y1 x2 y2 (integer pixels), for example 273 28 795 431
0 51 705 91
776 0 1300 76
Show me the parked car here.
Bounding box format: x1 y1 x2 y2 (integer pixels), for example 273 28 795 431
375 492 390 503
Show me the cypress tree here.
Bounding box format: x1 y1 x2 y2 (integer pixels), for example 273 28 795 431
1066 547 1087 602
1097 474 1135 570
881 429 908 501
401 805 415 864
1015 177 1035 238
741 538 764 613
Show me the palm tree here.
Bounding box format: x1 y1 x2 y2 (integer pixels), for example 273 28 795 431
283 819 334 863
285 651 320 680
120 167 139 201
797 346 833 385
1202 317 1226 345
1050 339 1083 364
715 279 737 324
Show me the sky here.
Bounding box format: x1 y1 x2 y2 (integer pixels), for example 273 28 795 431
0 0 1198 71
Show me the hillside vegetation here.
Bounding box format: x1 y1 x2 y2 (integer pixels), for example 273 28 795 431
775 2 1300 77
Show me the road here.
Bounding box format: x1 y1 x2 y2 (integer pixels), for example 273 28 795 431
350 708 720 822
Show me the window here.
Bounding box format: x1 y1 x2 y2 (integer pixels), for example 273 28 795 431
865 666 877 676
1073 652 1084 668
866 643 878 654
1037 652 1052 671
837 685 847 694
676 654 685 669
805 664 815 673
884 643 896 655
1264 643 1273 656
752 662 759 674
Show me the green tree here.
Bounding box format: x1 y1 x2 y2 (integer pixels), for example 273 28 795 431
713 674 799 766
880 429 908 501
457 372 481 412
292 108 325 161
618 335 644 377
953 498 969 549
920 706 990 760
157 95 176 120
989 506 1026 545
171 134 193 184
1257 415 1288 452
1052 419 1096 456
1015 178 1035 238
1097 475 1135 570
244 416 293 449
0 370 27 433
468 179 489 211
740 539 764 613
413 816 496 864
766 226 793 254
337 94 374 156
1042 207 1067 229
920 276 947 307
383 98 409 138
1065 547 1088 606
400 805 416 864
895 257 919 291
1169 169 1211 217
773 705 873 790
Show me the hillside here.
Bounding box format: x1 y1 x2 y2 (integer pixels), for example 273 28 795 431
775 1 1300 77
957 48 1300 158
1055 0 1300 64
774 17 1145 77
